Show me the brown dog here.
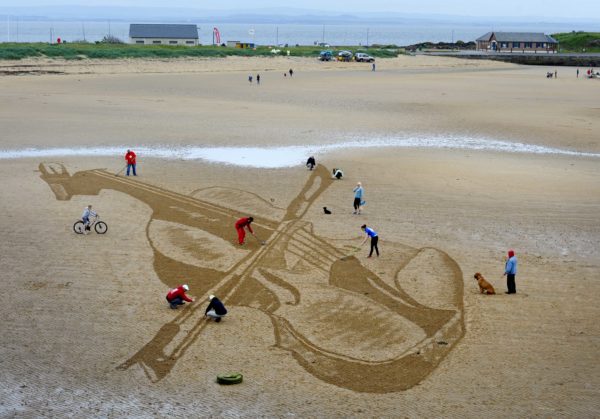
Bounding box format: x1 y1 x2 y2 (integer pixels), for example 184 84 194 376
474 273 496 294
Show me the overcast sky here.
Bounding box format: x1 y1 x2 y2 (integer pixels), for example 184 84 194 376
5 1 599 19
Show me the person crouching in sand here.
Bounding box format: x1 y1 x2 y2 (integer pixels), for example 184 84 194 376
205 295 227 322
166 284 193 309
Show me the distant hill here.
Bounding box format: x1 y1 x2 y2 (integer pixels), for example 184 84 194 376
553 32 600 52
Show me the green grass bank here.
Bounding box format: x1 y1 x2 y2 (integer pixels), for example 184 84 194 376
0 42 401 61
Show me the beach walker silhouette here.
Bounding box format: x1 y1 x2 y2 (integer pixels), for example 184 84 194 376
38 162 465 393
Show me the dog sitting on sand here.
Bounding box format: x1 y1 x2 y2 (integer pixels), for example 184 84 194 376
323 207 332 214
474 273 496 294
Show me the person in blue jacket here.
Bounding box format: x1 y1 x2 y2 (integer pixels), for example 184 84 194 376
360 224 379 258
503 249 518 294
205 294 228 322
353 182 364 215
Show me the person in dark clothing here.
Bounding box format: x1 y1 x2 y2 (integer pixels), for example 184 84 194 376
256 74 260 84
306 156 316 170
360 224 379 258
205 294 228 322
289 68 293 77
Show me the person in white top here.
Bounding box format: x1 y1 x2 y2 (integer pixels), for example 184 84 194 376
81 205 97 233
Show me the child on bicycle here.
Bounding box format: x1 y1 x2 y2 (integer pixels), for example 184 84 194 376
81 205 97 234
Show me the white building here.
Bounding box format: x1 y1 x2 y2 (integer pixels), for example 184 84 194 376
129 24 199 46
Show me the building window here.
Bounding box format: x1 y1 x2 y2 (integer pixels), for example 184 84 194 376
512 42 520 48
525 42 532 48
135 40 144 44
501 42 508 48
169 40 178 44
186 41 194 44
153 40 161 44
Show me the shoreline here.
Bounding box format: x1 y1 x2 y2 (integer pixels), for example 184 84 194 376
2 135 600 167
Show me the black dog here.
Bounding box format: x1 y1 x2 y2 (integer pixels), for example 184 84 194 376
323 207 331 214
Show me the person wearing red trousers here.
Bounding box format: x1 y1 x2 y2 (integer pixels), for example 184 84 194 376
125 149 137 176
235 216 255 245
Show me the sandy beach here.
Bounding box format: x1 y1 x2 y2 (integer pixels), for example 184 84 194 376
0 55 599 417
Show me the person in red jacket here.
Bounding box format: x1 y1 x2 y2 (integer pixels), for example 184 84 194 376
235 216 255 245
166 284 193 309
125 149 137 176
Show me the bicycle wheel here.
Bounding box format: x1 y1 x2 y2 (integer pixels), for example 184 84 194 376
73 221 85 234
95 221 108 234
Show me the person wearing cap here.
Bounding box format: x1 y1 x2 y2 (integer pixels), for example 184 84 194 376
353 182 364 214
205 295 227 322
125 149 137 176
503 249 518 294
235 216 255 245
166 284 193 309
360 224 379 258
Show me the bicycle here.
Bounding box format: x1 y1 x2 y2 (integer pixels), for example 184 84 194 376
73 214 108 235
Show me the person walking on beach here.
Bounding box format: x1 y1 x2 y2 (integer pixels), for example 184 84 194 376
125 149 137 176
289 68 293 77
577 68 579 78
235 216 255 245
503 249 518 294
256 74 260 85
205 294 228 322
372 62 376 71
353 182 364 214
166 284 193 309
306 156 316 170
248 74 253 83
360 224 379 258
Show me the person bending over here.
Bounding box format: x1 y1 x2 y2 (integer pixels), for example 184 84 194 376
360 224 379 258
235 216 255 245
306 156 316 170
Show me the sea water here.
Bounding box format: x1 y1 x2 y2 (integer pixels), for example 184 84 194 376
1 20 592 46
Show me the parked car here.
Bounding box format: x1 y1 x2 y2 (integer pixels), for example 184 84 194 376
319 50 333 61
355 52 375 62
337 50 353 62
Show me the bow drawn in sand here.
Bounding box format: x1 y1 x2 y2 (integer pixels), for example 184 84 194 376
39 162 464 393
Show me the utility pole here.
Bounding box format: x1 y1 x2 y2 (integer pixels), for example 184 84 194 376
82 22 86 42
366 28 369 47
322 25 325 44
7 15 9 43
276 26 278 46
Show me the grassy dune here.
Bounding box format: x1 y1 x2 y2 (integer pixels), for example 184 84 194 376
0 42 401 60
553 32 600 52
